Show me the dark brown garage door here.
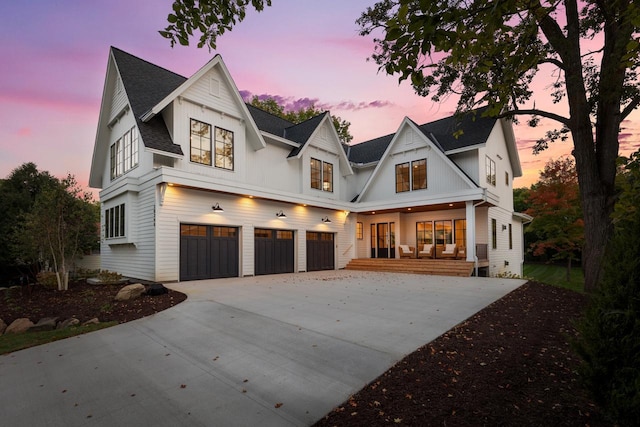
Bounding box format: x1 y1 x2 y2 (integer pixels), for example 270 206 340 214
306 232 335 271
254 229 294 275
180 225 239 281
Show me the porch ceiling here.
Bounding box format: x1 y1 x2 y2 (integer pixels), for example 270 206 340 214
356 200 493 215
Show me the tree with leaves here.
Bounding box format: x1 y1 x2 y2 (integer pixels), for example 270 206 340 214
0 163 58 280
249 96 353 143
525 157 584 281
16 173 99 290
573 150 640 424
161 0 640 291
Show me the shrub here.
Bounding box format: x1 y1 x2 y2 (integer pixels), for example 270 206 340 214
36 271 58 290
573 205 640 424
96 270 123 285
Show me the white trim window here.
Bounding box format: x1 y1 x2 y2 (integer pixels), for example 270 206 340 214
311 158 333 192
190 119 212 165
214 126 234 170
105 204 125 238
486 156 496 186
396 158 427 193
110 126 139 180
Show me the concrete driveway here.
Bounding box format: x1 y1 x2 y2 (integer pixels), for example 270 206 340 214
0 270 525 426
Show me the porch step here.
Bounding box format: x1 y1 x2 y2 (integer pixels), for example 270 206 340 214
344 258 475 277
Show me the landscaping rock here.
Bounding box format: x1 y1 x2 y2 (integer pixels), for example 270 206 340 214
114 283 145 301
0 318 6 335
5 318 34 334
82 318 99 326
146 283 168 296
57 318 80 329
29 317 59 332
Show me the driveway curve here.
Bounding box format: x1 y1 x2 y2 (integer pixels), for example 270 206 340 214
0 270 525 426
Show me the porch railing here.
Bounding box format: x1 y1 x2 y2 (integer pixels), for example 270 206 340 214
476 243 488 261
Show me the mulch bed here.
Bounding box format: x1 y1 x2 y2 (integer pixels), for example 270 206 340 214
314 281 607 426
1 280 186 326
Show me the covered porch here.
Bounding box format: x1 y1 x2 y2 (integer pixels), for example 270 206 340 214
353 199 493 273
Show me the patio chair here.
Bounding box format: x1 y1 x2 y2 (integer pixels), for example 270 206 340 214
439 243 458 259
399 245 415 258
456 246 466 260
417 244 434 259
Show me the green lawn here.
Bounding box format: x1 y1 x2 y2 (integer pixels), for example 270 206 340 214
523 263 585 293
0 322 117 355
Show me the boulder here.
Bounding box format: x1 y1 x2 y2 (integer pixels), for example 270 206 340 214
57 318 80 329
30 317 59 332
82 318 99 326
5 318 34 334
146 283 168 296
114 283 146 301
0 318 6 335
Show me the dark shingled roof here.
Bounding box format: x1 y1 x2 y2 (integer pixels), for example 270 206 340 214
348 106 496 164
245 103 295 137
245 103 328 157
111 47 186 156
286 113 327 157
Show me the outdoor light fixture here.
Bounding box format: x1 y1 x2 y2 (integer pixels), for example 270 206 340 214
321 216 331 223
502 224 507 231
212 203 224 212
276 210 286 218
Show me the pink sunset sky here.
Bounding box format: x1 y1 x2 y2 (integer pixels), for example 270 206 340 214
1 0 639 195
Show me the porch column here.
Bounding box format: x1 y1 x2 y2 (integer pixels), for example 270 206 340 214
465 201 476 262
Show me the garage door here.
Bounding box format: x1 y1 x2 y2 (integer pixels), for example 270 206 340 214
254 229 294 275
180 225 239 281
306 232 335 271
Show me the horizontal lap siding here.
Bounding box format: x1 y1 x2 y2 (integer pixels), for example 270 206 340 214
100 187 156 281
487 207 522 277
156 186 350 280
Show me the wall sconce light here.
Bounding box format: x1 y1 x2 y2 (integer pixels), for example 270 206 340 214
212 203 224 212
276 210 286 218
504 260 509 266
321 216 331 223
502 224 507 231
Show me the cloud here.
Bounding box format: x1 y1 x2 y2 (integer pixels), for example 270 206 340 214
240 90 394 113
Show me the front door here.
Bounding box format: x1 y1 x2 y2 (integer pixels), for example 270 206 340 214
371 222 395 258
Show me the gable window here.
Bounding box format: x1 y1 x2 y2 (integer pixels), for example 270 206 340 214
110 126 139 180
105 204 125 239
396 162 410 192
491 218 497 249
396 159 427 193
310 158 333 192
486 156 496 186
323 161 333 192
356 222 363 240
412 159 427 190
215 126 234 170
190 119 212 165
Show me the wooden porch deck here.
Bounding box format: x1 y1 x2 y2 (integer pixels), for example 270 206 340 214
345 258 476 277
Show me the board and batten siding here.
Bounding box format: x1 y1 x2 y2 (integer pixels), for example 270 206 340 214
109 75 128 122
244 143 302 194
479 123 515 211
155 186 351 281
181 67 243 117
360 126 471 203
171 97 247 181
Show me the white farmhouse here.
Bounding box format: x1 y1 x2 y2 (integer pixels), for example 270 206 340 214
90 47 531 282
